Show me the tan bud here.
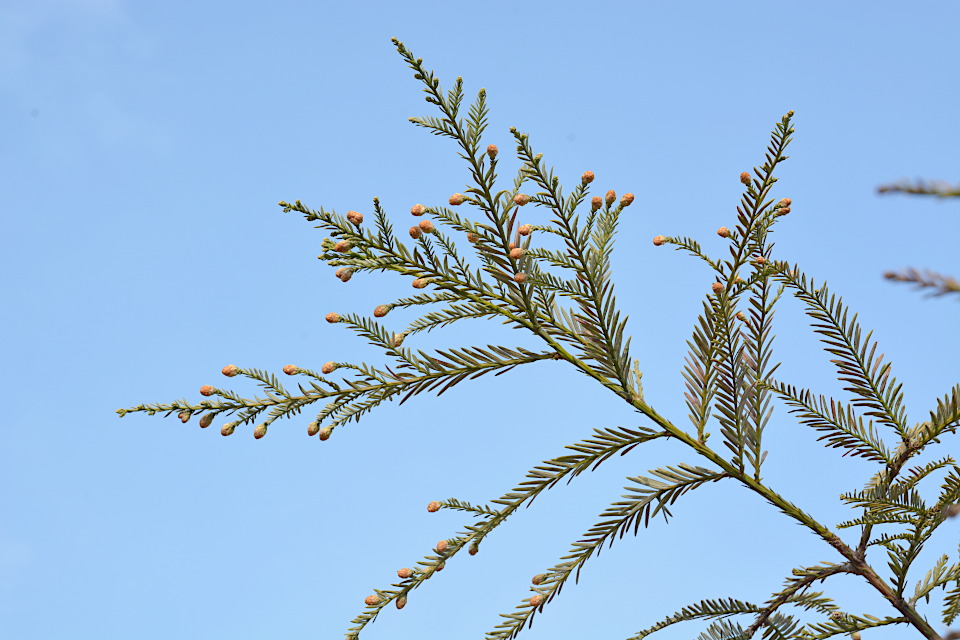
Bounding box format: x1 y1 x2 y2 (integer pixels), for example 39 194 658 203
754 256 766 265
468 543 479 555
307 422 320 436
427 500 441 512
605 190 616 205
282 365 298 375
778 206 791 215
652 235 667 246
335 268 353 282
398 567 414 579
334 240 352 253
199 385 216 397
509 247 524 259
364 595 380 606
518 224 532 236
412 278 428 289
529 594 544 607
418 220 435 233
591 196 602 211
199 414 214 429
532 574 546 585
486 144 498 158
321 362 338 374
736 311 746 321
620 193 635 207
581 170 595 184
253 424 267 439
717 227 730 238
740 172 751 185
514 272 527 283
436 561 445 572
374 304 391 318
346 210 363 225
395 595 407 610
449 193 466 206
851 633 861 640
410 203 426 216
391 333 406 348
778 198 792 208
220 423 235 436
409 225 422 240
221 364 240 377
513 193 531 206
318 426 332 441
178 410 191 424
712 282 724 294
436 540 448 552
466 232 479 243
325 312 341 323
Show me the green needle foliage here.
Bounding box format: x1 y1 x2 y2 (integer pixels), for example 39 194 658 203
118 38 960 640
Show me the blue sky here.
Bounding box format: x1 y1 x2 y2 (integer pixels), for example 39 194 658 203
3 1 959 639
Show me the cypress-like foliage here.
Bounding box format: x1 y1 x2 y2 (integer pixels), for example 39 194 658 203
118 39 960 640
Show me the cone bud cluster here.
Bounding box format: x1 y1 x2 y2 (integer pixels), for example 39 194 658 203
335 268 353 282
396 595 407 610
532 574 546 585
468 543 479 555
604 190 616 205
529 594 544 607
346 210 363 225
364 595 380 606
514 273 527 283
412 278 428 289
392 333 406 348
398 567 414 579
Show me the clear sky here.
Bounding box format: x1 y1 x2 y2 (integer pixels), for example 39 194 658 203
3 1 959 639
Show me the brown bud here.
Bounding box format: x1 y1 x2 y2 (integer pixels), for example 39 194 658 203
253 424 267 439
652 235 667 246
740 172 751 185
514 272 527 283
605 190 616 205
391 333 406 348
581 170 595 184
178 410 191 424
778 198 792 208
418 220 435 234
199 414 214 429
436 561 445 572
513 193 531 206
778 206 791 215
509 247 524 259
221 364 240 377
509 242 516 250
851 633 861 640
318 426 332 441
364 595 380 606
736 311 746 321
486 144 498 158
529 594 544 607
468 543 479 556
282 365 298 375
466 232 479 243
717 227 730 238
220 423 235 436
409 225 422 240
346 210 363 225
449 193 466 206
532 574 546 585
436 540 448 552
410 203 426 216
754 256 766 265
518 224 532 236
199 385 216 397
412 278 428 289
335 267 353 282
398 567 414 579
307 422 320 436
591 196 602 211
334 240 352 253
427 500 441 512
374 304 391 318
620 193 635 207
712 282 724 294
321 362 338 374
325 312 341 324
395 595 407 610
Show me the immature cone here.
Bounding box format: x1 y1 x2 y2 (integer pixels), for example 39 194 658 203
513 193 531 206
486 144 498 158
334 240 352 253
851 633 861 640
754 256 766 265
321 362 338 374
409 225 422 240
397 567 414 579
740 172 751 185
514 273 527 283
620 193 635 207
652 235 667 246
418 220 435 233
325 312 341 323
605 190 616 205
307 422 320 436
222 364 240 377
712 282 724 294
591 196 602 211
427 500 441 512
318 426 332 441
581 170 595 184
717 227 730 238
253 424 267 439
529 595 544 607
178 411 191 424
395 595 407 610
221 423 235 436
449 193 466 206
410 203 426 216
778 198 792 208
778 207 791 215
374 304 391 318
335 268 353 282
531 574 546 585
199 413 215 429
466 232 479 243
436 561 445 572
518 224 532 236
199 385 216 397
346 210 363 225
282 364 298 375
468 543 479 556
509 247 524 259
391 333 406 348
436 540 448 552
364 595 380 606
412 278 427 289
736 311 746 321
